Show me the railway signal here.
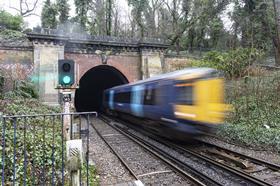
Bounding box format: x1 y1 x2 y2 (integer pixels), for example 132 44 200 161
58 59 75 87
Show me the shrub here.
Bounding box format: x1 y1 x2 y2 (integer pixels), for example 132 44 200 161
0 29 25 39
13 80 39 99
0 97 62 184
0 10 23 31
217 72 280 152
192 48 264 78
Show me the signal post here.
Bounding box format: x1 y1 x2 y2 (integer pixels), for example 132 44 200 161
57 59 81 186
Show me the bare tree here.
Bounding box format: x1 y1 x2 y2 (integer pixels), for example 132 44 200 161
144 0 164 37
10 0 40 17
106 0 113 35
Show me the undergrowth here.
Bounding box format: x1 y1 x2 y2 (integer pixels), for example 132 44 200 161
0 94 63 184
217 72 280 152
0 87 98 184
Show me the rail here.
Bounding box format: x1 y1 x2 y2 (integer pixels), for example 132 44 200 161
90 117 140 181
105 115 276 186
195 139 280 172
100 115 220 186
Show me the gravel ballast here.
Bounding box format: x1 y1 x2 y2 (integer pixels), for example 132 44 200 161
197 136 280 165
89 117 192 185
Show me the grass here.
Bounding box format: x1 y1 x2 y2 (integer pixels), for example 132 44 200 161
216 71 280 153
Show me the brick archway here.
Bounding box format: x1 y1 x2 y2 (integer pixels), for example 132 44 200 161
75 65 129 112
26 30 169 105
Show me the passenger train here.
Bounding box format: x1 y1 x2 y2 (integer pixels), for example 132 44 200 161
103 68 229 140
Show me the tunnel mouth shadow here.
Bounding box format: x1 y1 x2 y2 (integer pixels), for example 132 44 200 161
75 65 128 112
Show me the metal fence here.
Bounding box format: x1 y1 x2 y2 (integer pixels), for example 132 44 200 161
0 112 97 185
30 27 168 45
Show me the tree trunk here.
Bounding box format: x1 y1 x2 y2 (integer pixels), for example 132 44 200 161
273 0 280 66
106 0 112 36
274 38 280 66
176 39 180 55
113 8 119 36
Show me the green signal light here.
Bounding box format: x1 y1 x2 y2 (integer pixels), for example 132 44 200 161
63 76 71 84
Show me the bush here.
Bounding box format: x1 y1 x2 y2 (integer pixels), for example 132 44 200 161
192 48 264 78
1 79 39 100
217 73 280 152
0 29 25 39
0 10 23 31
13 80 39 99
0 97 62 184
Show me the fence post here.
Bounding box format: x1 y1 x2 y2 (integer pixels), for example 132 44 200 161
63 95 71 141
62 91 81 186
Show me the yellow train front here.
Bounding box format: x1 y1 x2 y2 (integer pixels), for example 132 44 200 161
103 68 229 140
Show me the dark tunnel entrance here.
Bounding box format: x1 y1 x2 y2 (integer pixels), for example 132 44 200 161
75 65 128 112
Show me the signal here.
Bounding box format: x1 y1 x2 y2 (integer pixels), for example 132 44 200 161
58 59 75 87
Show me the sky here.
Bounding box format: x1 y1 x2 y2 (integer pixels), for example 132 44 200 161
0 0 130 28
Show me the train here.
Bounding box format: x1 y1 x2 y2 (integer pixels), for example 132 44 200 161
102 68 229 140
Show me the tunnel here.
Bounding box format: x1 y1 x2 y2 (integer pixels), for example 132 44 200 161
75 65 128 112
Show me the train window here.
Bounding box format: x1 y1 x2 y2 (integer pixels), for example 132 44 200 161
115 91 131 103
143 88 156 105
176 86 193 105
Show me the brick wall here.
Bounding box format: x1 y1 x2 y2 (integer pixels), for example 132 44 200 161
165 56 192 72
65 52 141 83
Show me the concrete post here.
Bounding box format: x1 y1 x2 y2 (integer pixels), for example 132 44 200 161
140 50 165 79
33 42 65 105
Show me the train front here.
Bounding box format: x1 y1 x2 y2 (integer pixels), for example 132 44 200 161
172 69 230 137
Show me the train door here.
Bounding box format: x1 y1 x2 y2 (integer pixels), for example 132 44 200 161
131 85 144 117
157 80 175 120
109 90 114 110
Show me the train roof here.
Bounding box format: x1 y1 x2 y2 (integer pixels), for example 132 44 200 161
107 68 217 91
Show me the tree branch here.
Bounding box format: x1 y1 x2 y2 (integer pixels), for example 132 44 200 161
10 0 39 17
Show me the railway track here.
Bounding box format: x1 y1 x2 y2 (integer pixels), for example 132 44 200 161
103 115 279 186
90 119 140 182
159 140 278 186
90 116 197 185
191 139 280 185
195 139 280 171
98 115 218 186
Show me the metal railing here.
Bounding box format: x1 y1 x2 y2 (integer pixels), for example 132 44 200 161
0 112 97 185
30 27 168 45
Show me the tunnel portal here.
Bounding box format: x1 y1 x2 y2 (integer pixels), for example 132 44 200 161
75 65 128 112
